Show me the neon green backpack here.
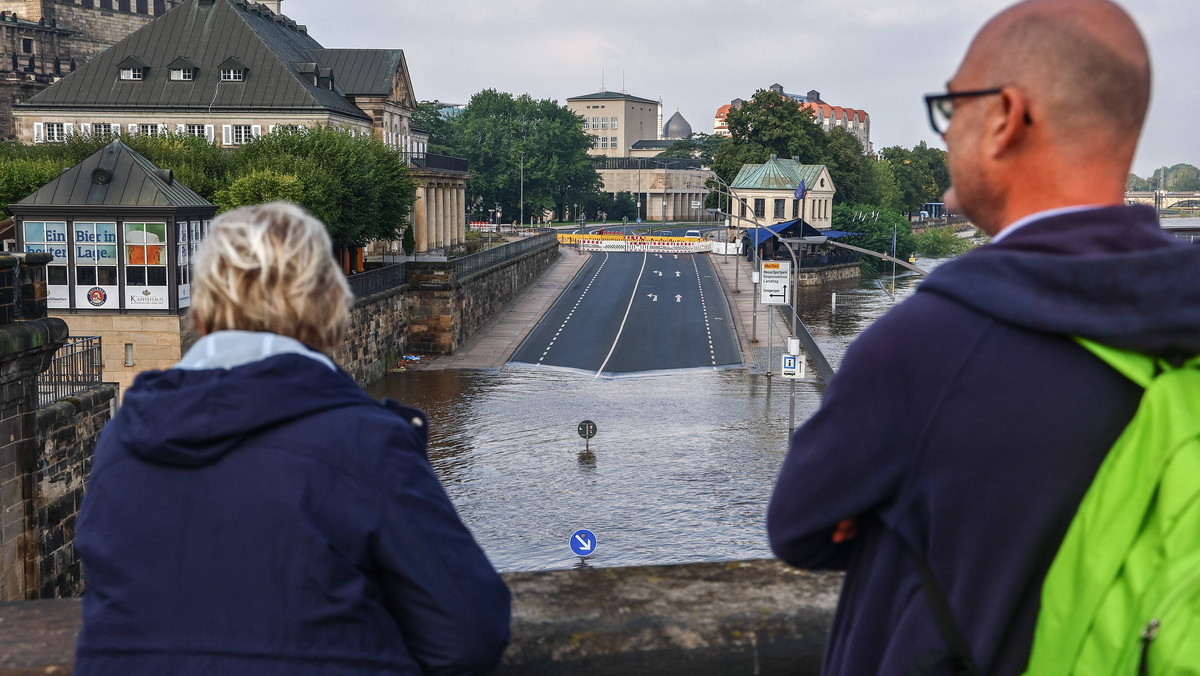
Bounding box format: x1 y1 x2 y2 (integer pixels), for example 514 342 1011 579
1023 339 1200 675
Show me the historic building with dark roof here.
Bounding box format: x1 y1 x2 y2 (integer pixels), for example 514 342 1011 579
14 0 468 255
0 0 184 138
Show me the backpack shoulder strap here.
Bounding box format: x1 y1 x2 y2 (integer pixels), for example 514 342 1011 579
1074 337 1157 388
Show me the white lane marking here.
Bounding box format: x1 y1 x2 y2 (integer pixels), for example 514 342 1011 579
595 251 649 378
539 253 608 364
692 255 719 367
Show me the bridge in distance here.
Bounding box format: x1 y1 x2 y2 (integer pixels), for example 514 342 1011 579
509 251 741 375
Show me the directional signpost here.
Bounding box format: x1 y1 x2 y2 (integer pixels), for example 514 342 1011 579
571 529 597 561
578 419 597 452
760 261 791 306
780 354 806 379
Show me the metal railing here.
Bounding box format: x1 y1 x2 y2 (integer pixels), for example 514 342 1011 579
453 232 558 279
403 152 470 173
348 263 407 298
38 336 103 408
592 157 706 171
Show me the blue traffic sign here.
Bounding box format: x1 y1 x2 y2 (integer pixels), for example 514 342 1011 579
570 529 597 557
636 218 642 224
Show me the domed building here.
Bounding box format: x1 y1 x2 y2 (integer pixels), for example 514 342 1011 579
662 109 691 140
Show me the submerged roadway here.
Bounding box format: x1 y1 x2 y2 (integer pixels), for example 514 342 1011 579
509 252 742 375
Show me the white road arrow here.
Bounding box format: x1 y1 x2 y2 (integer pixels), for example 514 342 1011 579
654 270 662 277
675 271 681 277
575 534 594 552
647 294 658 302
675 294 682 303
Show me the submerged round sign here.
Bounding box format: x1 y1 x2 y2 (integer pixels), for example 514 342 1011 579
570 529 596 557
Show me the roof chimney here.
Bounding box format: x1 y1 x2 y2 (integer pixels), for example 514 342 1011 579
256 0 281 14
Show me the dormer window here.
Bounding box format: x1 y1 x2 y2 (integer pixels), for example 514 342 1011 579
168 56 197 81
219 57 249 82
117 55 148 81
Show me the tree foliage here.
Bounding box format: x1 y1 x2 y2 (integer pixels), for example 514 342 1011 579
412 101 456 155
712 89 825 186
832 204 915 274
657 132 728 166
0 127 414 246
913 227 973 257
441 89 601 222
879 142 950 215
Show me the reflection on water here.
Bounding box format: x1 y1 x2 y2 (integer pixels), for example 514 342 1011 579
366 254 948 571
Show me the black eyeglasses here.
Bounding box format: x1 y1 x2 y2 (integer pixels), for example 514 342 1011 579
924 88 1003 135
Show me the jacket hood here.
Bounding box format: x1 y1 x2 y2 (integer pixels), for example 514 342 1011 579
116 333 372 467
919 205 1200 356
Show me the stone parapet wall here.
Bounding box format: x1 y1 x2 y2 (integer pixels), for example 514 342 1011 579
33 383 116 599
53 315 184 397
407 241 559 355
335 285 409 386
796 262 860 286
0 559 841 675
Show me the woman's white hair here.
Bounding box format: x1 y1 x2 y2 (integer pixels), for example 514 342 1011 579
190 201 352 354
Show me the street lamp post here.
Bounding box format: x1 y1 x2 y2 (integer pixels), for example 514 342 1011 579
519 150 525 228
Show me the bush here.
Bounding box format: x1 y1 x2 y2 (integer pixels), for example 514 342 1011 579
913 227 973 258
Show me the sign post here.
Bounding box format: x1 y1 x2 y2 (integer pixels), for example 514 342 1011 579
577 419 597 452
760 261 791 305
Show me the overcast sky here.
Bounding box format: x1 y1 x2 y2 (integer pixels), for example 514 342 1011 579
283 0 1196 179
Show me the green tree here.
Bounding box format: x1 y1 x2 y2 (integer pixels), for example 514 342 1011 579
1127 173 1152 191
0 158 69 219
913 227 973 257
711 89 825 186
412 101 456 155
821 127 872 206
657 132 729 166
1167 164 1200 191
444 89 601 222
880 142 949 215
868 158 904 213
833 204 915 274
213 169 306 212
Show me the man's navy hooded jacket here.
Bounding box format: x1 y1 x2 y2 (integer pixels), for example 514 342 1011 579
767 206 1200 675
75 332 511 675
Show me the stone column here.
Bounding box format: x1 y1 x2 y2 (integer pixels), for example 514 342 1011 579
441 186 451 248
425 183 437 251
450 185 460 246
414 186 428 254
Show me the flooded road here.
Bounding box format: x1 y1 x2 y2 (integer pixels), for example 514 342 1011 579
367 256 943 572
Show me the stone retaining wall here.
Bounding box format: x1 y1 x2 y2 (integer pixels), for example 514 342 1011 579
335 285 409 386
33 384 116 600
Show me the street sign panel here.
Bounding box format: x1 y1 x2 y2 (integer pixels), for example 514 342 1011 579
781 354 804 379
760 261 791 306
577 420 597 439
570 529 597 557
691 200 702 209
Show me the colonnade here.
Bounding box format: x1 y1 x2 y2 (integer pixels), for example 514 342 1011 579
412 177 467 254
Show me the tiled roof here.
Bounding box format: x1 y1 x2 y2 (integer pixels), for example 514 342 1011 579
730 155 832 193
15 140 213 208
568 90 658 105
20 0 369 121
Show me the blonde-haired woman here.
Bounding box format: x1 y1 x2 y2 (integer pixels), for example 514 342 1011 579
75 202 510 675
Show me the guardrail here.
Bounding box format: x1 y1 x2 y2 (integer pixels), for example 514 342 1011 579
348 263 407 298
453 232 558 279
38 336 102 407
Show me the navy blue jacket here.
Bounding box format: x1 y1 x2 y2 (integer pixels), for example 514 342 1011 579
76 336 511 675
768 206 1200 675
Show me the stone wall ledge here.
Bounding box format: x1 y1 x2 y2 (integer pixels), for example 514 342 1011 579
34 385 119 430
0 559 840 675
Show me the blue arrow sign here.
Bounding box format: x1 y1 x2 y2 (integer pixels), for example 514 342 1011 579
570 529 597 557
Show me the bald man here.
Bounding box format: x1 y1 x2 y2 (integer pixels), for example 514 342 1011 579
767 1 1200 674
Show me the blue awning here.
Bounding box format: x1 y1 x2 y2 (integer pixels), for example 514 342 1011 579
744 222 789 246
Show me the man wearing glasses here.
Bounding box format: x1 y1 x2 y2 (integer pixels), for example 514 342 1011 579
768 0 1200 674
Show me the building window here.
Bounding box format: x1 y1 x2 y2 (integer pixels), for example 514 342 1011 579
610 117 618 130
582 119 589 130
185 124 206 138
73 222 119 289
23 222 69 290
170 68 194 81
774 199 785 219
91 123 115 139
600 137 608 149
591 117 598 128
22 39 33 54
609 136 617 149
221 69 244 82
231 125 253 145
601 118 608 129
793 199 799 219
138 124 159 137
754 199 766 219
123 223 167 287
120 68 143 81
44 123 66 143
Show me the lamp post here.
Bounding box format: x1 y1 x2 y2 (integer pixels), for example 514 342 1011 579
519 150 525 228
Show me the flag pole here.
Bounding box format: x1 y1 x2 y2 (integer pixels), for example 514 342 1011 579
890 222 897 301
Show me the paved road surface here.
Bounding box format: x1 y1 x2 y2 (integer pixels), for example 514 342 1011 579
509 252 741 375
